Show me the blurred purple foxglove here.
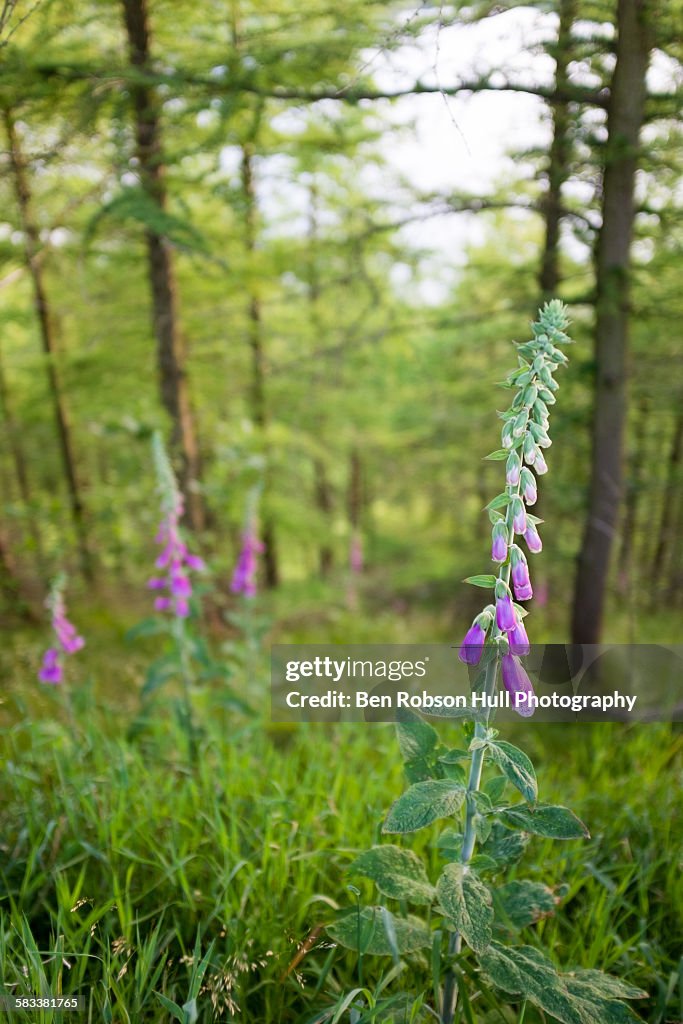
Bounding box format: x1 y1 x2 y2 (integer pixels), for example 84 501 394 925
501 653 535 717
458 622 486 665
496 592 516 632
525 523 543 553
508 618 530 656
38 647 63 685
491 522 508 563
231 520 264 598
38 578 84 685
150 434 205 619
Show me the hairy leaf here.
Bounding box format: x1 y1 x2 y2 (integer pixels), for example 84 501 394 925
494 879 559 928
487 741 538 806
500 804 590 839
383 780 466 834
437 864 493 954
327 907 431 955
395 708 438 762
350 845 436 905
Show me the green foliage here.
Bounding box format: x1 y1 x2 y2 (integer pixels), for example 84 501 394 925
327 908 432 956
382 780 467 835
350 846 436 906
436 864 493 954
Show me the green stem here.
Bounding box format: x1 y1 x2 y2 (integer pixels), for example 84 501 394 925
441 449 526 1023
441 657 499 1024
173 616 197 764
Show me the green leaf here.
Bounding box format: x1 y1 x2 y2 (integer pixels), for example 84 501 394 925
383 780 466 834
327 907 432 955
436 864 493 954
487 741 538 806
484 449 510 461
404 756 434 783
494 880 559 928
438 748 470 764
485 493 510 512
500 804 590 840
468 854 498 873
463 575 498 589
483 776 508 804
563 970 646 1002
350 846 436 905
396 708 438 762
477 943 584 1024
479 822 529 867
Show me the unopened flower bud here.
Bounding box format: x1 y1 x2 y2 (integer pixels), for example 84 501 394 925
534 450 548 475
525 523 543 553
512 498 527 535
506 451 521 486
491 522 508 563
520 468 537 505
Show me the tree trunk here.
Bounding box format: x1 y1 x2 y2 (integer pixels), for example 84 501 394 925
0 341 45 571
240 142 279 587
538 0 576 301
617 394 648 594
571 0 650 645
3 109 92 579
120 0 206 533
314 459 334 578
651 407 683 589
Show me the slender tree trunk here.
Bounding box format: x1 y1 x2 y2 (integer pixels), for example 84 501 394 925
571 0 651 644
3 109 92 579
120 0 206 533
538 0 576 301
240 142 279 587
651 407 683 587
0 342 45 571
306 181 334 577
617 394 648 594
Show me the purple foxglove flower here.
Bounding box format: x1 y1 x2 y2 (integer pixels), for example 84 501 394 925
501 654 535 717
512 558 533 601
508 618 530 656
491 523 508 563
39 647 63 685
534 451 548 475
496 592 517 632
521 468 537 505
512 499 527 535
38 579 84 685
525 523 543 553
350 532 363 574
458 622 486 665
506 452 521 486
231 520 265 598
149 451 205 618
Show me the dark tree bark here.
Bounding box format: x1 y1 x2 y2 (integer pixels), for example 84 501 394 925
240 142 279 587
0 341 45 571
3 109 92 579
651 407 683 587
617 394 648 594
571 0 651 644
120 0 206 533
538 0 577 301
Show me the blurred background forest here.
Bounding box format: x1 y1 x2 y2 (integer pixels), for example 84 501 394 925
0 0 682 646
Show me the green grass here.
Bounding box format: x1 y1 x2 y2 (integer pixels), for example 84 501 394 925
1 607 682 1022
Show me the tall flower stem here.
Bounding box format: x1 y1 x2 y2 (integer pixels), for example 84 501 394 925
443 414 531 1022
173 615 198 764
